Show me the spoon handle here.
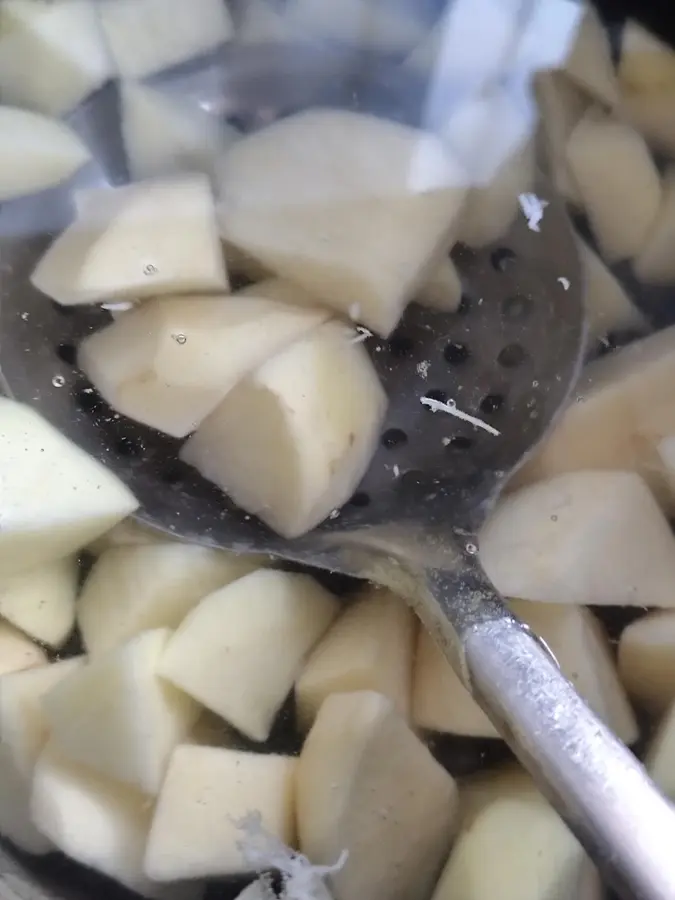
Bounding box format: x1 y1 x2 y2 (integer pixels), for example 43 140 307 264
423 569 675 900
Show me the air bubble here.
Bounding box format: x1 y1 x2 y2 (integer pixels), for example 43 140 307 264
143 263 158 276
51 375 65 388
172 333 187 345
465 542 478 555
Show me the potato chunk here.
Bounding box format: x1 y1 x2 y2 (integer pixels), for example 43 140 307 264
32 175 228 306
416 257 462 312
217 109 467 337
619 21 675 91
0 106 90 202
78 292 327 437
78 543 261 656
44 629 200 795
159 570 339 741
144 746 296 880
578 238 647 341
481 471 675 608
0 556 78 649
297 691 458 900
634 166 675 284
0 623 47 675
534 72 587 206
562 7 618 107
618 611 675 715
295 585 416 730
0 399 138 578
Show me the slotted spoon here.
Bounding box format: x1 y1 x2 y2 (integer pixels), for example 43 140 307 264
1 43 675 900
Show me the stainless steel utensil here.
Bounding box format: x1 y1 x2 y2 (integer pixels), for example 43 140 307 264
1 43 675 900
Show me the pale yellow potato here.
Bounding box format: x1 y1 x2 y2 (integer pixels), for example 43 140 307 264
86 518 171 556
566 111 661 262
415 256 462 312
0 623 47 675
180 321 387 538
635 166 675 284
481 471 675 608
619 20 675 91
43 628 200 795
0 745 53 855
578 238 647 342
0 0 112 116
0 399 138 578
457 763 539 830
534 72 588 206
618 611 675 715
620 89 675 157
159 569 338 741
78 292 327 437
0 556 78 649
563 7 619 107
0 106 90 202
78 543 261 656
144 746 296 880
295 585 416 730
217 108 468 337
32 175 228 306
297 690 458 900
100 0 234 80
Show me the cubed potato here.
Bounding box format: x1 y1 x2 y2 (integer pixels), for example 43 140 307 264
32 741 197 898
618 611 675 715
562 7 618 107
78 543 261 656
457 763 539 830
86 517 170 556
120 81 240 183
634 166 675 284
159 570 339 741
235 0 296 44
187 710 241 749
415 256 462 312
181 320 387 537
566 111 661 262
78 292 327 437
0 658 83 779
0 106 91 202
620 89 675 157
514 325 675 509
100 0 234 79
0 399 138 578
619 20 675 91
646 699 675 800
32 175 228 306
432 779 600 900
577 238 647 342
0 623 47 675
0 745 53 855
145 746 296 880
534 72 587 206
0 0 112 116
481 471 675 608
44 629 200 795
297 691 458 900
295 585 416 731
0 556 78 648
217 108 467 337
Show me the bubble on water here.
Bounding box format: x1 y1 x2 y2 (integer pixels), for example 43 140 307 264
172 333 187 345
551 514 558 521
20 312 29 321
51 375 65 388
532 380 539 388
143 262 158 276
465 542 478 555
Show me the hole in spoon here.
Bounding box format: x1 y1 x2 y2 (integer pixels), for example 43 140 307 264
498 343 527 369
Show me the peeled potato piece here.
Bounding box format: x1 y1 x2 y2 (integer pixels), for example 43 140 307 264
297 690 458 900
32 175 228 306
0 623 47 675
534 72 587 206
618 611 675 715
0 399 138 579
0 0 112 117
634 166 675 284
0 556 77 649
120 81 239 183
145 746 296 880
78 543 261 656
514 325 675 508
562 7 618 107
578 238 647 342
44 629 200 795
619 20 675 91
78 292 327 437
567 111 661 262
236 0 296 44
481 471 675 608
621 89 675 159
415 256 462 312
182 320 387 537
0 106 91 202
295 585 416 731
86 517 170 556
217 108 467 337
0 743 53 855
159 570 339 742
100 0 234 80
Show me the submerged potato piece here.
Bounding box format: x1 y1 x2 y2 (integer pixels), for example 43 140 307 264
295 585 416 730
567 112 661 262
618 611 675 715
578 239 647 341
145 746 296 880
563 7 618 107
0 0 112 116
634 167 675 284
78 292 327 437
0 744 53 855
297 691 458 900
159 569 339 742
620 89 675 157
44 629 200 795
100 0 234 79
0 623 47 675
86 517 170 556
120 81 239 182
482 471 675 608
78 543 261 656
0 399 138 578
181 320 387 537
0 556 78 648
619 20 675 91
217 108 467 337
32 174 228 306
0 106 90 202
534 72 587 206
514 325 675 508
415 256 462 312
